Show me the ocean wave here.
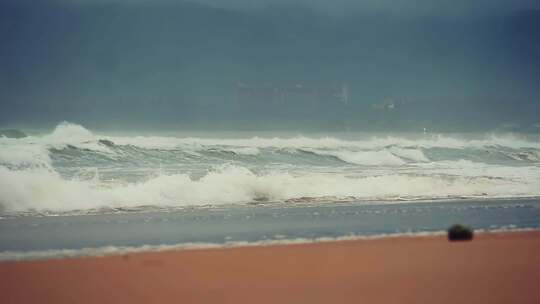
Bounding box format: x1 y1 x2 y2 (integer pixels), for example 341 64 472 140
5 122 540 152
0 144 52 168
2 122 540 169
304 149 407 166
1 122 540 214
103 132 540 150
1 164 538 214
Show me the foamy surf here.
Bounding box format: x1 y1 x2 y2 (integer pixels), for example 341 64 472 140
1 122 540 214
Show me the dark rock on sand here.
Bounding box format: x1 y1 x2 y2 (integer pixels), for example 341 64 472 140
448 224 474 241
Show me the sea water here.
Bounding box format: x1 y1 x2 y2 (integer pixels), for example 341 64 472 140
1 122 540 260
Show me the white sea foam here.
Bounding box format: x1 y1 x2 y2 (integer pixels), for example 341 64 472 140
413 159 540 180
1 164 539 213
103 132 540 150
306 149 406 166
1 123 539 168
220 146 260 156
3 122 540 151
388 147 429 162
0 122 113 156
44 121 95 144
0 143 51 168
1 122 540 213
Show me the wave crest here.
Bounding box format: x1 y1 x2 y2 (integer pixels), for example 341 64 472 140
1 164 538 214
1 122 539 214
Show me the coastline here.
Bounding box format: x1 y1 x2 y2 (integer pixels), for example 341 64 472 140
2 230 539 303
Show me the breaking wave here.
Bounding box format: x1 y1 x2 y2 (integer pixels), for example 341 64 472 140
1 122 540 214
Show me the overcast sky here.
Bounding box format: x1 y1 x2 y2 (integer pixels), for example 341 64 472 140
202 0 540 14
2 0 539 129
21 0 540 15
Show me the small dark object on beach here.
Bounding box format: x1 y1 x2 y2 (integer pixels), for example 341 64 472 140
448 224 474 241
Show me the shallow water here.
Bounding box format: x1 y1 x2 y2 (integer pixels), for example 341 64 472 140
1 198 539 259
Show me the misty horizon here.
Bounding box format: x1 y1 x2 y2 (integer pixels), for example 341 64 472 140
1 0 539 132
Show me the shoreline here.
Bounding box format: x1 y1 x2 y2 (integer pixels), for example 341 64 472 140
1 228 537 262
2 230 540 303
3 195 540 218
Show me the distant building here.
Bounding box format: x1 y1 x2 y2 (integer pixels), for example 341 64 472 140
236 82 349 105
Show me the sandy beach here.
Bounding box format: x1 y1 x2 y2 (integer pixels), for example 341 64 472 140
1 231 539 304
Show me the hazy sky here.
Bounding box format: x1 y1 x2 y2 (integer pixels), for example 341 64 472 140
20 0 540 14
200 0 540 14
1 0 539 130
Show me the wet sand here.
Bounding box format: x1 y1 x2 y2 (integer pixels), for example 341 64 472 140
1 231 539 304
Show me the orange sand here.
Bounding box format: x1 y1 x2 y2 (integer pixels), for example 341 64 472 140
1 231 540 304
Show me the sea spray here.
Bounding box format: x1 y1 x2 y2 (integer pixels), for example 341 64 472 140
1 122 539 214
